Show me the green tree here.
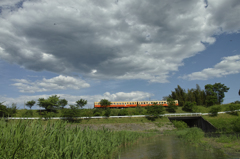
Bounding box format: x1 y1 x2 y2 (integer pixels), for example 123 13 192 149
166 98 178 113
59 99 68 109
212 83 230 104
205 84 218 106
76 99 87 108
146 103 164 118
0 102 7 117
37 95 61 111
182 101 196 112
209 106 221 116
26 100 36 109
99 99 111 107
169 85 186 106
104 107 111 117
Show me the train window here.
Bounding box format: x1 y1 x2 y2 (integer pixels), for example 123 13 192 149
164 102 166 104
122 103 124 105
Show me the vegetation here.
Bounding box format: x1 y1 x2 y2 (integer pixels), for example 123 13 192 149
166 98 178 113
25 100 36 109
168 83 229 106
0 102 17 117
145 103 164 117
99 99 111 107
209 106 221 116
177 127 204 143
171 120 188 129
182 101 196 112
0 119 154 158
59 99 68 109
76 99 87 108
37 95 61 112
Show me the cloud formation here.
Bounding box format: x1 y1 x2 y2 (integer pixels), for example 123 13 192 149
179 55 240 80
12 75 90 93
0 0 240 82
0 91 153 109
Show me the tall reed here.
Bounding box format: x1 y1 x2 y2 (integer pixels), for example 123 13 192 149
0 119 153 158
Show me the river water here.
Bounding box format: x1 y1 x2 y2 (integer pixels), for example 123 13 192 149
117 135 236 159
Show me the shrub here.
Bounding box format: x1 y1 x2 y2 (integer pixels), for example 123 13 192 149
118 109 129 116
209 106 221 116
22 110 34 117
93 108 103 116
110 109 119 116
135 105 143 115
172 120 188 129
232 117 240 132
182 102 196 112
0 102 17 117
104 107 111 117
178 127 204 143
226 104 240 115
231 100 240 104
146 105 164 117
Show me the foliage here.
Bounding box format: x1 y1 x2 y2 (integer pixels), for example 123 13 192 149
59 99 68 109
182 101 196 112
172 120 188 129
104 107 111 117
0 119 153 158
25 100 36 109
205 83 229 106
118 109 129 116
177 127 204 143
0 102 17 117
232 117 240 132
22 110 33 117
146 103 164 117
99 99 111 107
76 99 87 108
37 95 61 111
166 98 178 113
209 106 221 116
93 108 103 116
231 100 240 104
226 104 240 115
135 105 143 115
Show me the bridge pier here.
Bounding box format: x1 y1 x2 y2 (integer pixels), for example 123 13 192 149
168 116 217 133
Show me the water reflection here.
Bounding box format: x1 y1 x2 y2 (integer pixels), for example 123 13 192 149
118 135 228 159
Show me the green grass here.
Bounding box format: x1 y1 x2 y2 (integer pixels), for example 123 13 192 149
0 119 155 158
203 114 240 133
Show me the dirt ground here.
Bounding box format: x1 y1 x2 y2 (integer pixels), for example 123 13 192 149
72 122 176 132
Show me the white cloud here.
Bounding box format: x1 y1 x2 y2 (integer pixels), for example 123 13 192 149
0 0 240 82
179 55 240 80
12 75 90 93
0 91 154 109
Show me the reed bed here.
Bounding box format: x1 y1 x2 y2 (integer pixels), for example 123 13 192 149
0 119 153 159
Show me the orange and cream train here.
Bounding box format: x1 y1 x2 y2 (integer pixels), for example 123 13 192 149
94 100 178 108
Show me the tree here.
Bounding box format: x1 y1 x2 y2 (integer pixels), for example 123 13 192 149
0 102 7 117
146 103 164 118
212 83 230 104
99 99 111 107
182 101 196 112
26 100 36 109
169 85 187 106
37 95 61 111
166 98 178 113
162 96 169 101
59 99 68 109
205 84 218 106
76 99 87 108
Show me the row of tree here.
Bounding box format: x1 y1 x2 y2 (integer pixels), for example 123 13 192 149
168 83 230 106
25 95 87 111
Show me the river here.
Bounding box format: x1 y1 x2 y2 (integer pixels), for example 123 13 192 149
116 135 237 159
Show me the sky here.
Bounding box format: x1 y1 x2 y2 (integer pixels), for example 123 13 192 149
0 0 240 109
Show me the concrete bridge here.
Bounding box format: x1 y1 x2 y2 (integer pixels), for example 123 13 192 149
168 116 217 133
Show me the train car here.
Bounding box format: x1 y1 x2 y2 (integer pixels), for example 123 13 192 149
94 100 178 108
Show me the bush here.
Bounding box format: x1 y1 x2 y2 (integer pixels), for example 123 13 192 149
0 102 17 117
104 108 111 117
93 108 103 116
209 106 221 116
178 127 204 143
110 109 119 116
146 105 164 117
231 100 240 104
61 106 81 118
182 102 196 112
226 104 240 115
172 120 188 129
232 117 240 132
118 109 129 116
22 110 34 117
135 105 143 115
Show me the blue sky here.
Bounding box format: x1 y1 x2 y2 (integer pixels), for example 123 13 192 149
0 0 240 109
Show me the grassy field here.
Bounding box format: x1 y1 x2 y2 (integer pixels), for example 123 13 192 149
0 119 155 158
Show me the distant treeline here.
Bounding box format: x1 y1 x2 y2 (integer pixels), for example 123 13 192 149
168 83 230 107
